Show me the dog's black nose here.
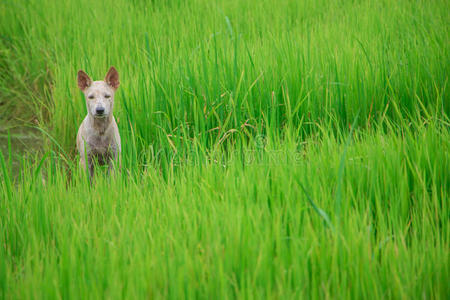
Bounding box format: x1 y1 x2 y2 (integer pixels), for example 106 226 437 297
96 107 105 115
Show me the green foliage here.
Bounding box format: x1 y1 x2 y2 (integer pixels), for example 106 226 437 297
0 0 448 298
1 122 448 299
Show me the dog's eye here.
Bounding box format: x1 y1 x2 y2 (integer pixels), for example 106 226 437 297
104 94 111 99
88 95 94 99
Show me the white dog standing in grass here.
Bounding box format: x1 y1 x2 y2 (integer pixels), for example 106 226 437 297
76 67 121 177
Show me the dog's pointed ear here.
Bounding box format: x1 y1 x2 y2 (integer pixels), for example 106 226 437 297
77 70 92 91
105 66 119 90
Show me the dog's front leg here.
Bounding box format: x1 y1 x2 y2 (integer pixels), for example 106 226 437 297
107 161 115 176
87 156 95 179
79 157 86 171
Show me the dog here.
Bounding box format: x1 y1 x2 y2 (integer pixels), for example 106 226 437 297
76 66 121 177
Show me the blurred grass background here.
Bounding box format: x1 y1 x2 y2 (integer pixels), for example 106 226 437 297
1 0 447 159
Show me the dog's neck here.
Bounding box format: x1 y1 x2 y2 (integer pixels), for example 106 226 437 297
88 114 113 135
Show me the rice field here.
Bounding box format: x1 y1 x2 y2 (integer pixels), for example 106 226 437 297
0 0 449 298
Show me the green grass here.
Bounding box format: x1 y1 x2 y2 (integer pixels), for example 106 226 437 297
1 121 448 299
0 0 449 298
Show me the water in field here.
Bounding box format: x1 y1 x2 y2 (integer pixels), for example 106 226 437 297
0 127 42 174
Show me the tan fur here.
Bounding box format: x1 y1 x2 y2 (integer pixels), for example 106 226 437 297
76 67 121 178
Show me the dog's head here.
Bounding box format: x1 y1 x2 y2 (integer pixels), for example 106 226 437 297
77 67 119 119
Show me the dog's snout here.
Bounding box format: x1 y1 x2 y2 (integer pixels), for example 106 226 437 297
96 107 105 115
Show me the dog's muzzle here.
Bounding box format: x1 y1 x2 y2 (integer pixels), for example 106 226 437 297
95 107 105 116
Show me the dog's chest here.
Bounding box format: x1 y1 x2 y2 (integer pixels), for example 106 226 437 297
87 134 117 157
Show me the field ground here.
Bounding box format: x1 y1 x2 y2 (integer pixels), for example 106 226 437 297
0 0 449 299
